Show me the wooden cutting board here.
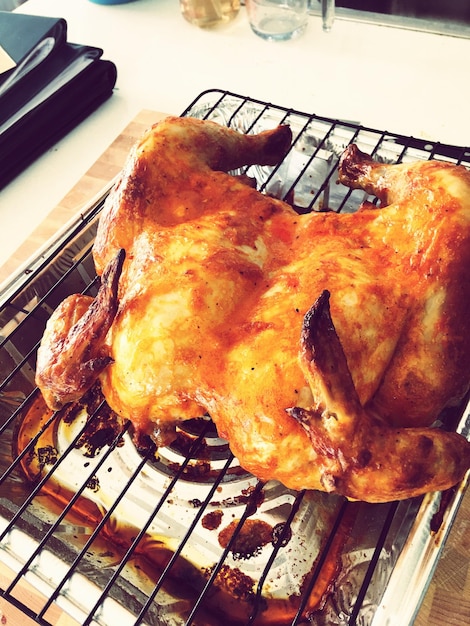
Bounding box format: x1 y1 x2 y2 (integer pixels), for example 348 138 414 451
417 486 470 626
0 110 468 625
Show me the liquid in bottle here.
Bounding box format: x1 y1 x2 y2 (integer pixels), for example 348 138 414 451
180 0 240 28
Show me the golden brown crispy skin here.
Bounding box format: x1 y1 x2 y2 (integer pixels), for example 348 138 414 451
338 144 470 426
35 116 470 502
35 249 125 410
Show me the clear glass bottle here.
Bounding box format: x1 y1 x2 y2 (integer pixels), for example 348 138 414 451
180 0 240 28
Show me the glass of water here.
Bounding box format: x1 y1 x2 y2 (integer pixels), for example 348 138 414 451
245 0 309 41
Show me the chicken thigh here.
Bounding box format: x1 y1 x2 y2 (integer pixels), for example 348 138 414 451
35 116 470 502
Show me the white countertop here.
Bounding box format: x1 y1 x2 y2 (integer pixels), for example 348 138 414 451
0 0 469 270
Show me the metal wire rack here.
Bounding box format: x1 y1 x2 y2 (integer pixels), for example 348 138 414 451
0 89 469 626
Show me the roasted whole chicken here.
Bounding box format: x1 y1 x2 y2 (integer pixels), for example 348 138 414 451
36 116 470 503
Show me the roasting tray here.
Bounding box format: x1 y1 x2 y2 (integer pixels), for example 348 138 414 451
0 89 469 626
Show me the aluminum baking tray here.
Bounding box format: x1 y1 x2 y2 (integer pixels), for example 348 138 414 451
0 89 469 626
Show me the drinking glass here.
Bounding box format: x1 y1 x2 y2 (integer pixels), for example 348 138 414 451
245 0 309 41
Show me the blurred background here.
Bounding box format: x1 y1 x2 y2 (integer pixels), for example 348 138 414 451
3 0 470 28
336 0 470 23
0 1 26 10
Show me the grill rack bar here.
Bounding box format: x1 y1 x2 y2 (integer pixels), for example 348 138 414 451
4 416 130 599
0 89 468 626
134 451 237 626
37 425 151 624
80 422 218 626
